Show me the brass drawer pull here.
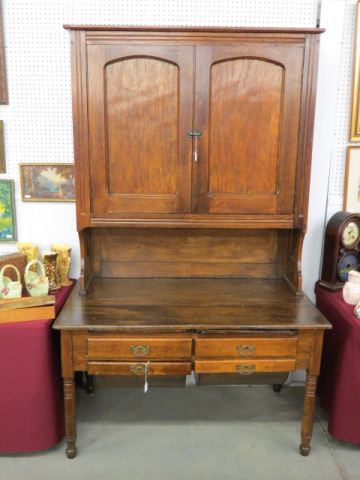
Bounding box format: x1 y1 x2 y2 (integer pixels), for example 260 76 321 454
236 344 257 356
130 345 151 357
236 364 256 375
129 364 146 375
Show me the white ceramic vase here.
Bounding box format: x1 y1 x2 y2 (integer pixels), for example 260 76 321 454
342 270 360 305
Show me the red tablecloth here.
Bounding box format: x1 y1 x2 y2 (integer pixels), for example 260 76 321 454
315 281 360 443
0 282 75 453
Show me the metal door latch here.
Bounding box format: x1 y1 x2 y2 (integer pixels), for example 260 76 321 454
187 130 202 162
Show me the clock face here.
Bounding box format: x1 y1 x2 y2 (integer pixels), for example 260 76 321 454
337 253 359 282
341 221 360 249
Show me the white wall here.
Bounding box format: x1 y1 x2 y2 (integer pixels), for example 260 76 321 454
302 0 347 303
0 0 355 293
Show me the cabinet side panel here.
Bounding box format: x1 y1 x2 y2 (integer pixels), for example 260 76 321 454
71 30 90 230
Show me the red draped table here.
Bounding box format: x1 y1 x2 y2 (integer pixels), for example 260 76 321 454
0 282 75 453
315 281 360 443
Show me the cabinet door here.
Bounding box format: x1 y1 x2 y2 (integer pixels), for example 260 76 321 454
193 44 304 214
87 44 193 214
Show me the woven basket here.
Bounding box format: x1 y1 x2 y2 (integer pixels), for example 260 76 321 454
25 260 49 297
0 264 23 299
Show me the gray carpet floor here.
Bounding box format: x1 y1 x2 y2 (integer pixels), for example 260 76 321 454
1 384 359 480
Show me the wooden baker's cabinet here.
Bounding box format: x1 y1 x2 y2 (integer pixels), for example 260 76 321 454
55 26 330 459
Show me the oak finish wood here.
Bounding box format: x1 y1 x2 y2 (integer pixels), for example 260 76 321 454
54 278 330 332
61 331 77 459
195 359 296 374
90 228 280 279
87 44 193 214
88 361 192 376
194 44 302 215
59 25 327 458
195 336 298 358
69 27 321 239
64 25 325 34
88 335 192 360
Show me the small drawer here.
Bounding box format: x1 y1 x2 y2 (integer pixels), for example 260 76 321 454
195 359 296 375
195 337 297 359
88 361 192 376
88 335 192 360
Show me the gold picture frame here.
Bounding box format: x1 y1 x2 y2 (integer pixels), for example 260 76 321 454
0 0 8 104
344 146 360 212
0 179 17 241
350 1 360 141
19 163 75 202
0 120 5 173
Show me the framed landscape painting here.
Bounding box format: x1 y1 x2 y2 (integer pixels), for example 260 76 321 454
20 163 75 202
0 179 17 241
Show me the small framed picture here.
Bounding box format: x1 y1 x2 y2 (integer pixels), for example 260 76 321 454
0 120 5 173
344 146 360 212
19 163 75 202
0 179 17 241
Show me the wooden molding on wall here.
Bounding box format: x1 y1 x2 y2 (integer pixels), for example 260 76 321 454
0 0 8 104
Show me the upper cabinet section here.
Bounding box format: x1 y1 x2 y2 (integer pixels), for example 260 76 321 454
67 27 322 230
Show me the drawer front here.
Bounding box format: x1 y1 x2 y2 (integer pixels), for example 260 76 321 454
88 336 192 360
195 359 296 374
195 337 297 359
88 361 192 376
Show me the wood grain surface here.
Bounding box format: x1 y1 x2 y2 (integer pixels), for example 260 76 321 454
54 278 330 331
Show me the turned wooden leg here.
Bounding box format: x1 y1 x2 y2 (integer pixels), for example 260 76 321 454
64 377 77 459
300 373 318 456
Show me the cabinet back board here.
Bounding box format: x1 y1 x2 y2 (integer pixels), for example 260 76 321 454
89 228 290 280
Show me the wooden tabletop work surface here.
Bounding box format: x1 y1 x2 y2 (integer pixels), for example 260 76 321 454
53 278 330 332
